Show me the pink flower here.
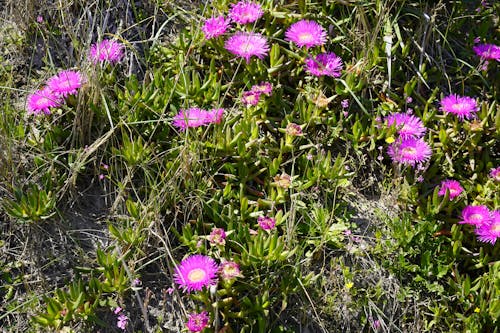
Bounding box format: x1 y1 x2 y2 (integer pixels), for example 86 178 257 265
304 52 343 77
114 307 123 314
186 311 209 332
225 32 269 63
438 180 464 200
459 205 490 226
241 90 261 106
285 20 327 49
172 108 223 130
89 39 124 64
341 99 349 109
46 70 84 98
489 167 500 182
173 254 218 293
440 94 478 120
202 16 230 40
387 138 432 167
473 43 500 61
258 216 276 231
251 82 272 96
385 113 426 138
207 108 224 124
474 210 500 245
117 314 128 330
228 1 263 25
219 260 242 280
26 87 62 115
209 228 226 246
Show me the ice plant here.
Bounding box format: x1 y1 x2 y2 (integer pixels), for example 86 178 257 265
251 82 272 96
173 254 218 292
186 311 209 333
89 39 124 64
46 70 84 98
387 138 432 167
304 52 343 77
459 205 491 226
202 16 230 40
474 210 500 245
219 260 242 280
440 94 478 120
438 180 464 200
489 166 500 182
473 43 500 61
26 87 62 115
228 1 263 25
224 32 269 63
241 91 260 106
209 228 226 246
285 123 303 136
258 216 276 231
206 108 224 124
285 20 327 48
385 113 426 138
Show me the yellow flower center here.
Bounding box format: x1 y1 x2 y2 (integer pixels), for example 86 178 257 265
188 268 207 282
492 224 500 232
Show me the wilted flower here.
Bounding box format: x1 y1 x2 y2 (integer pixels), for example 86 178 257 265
27 87 62 115
89 39 124 64
474 210 500 245
202 16 230 39
229 1 263 25
385 113 426 138
304 52 343 77
473 43 500 61
219 260 242 280
224 32 269 63
459 205 491 226
186 311 209 333
438 180 464 200
174 254 218 293
285 20 327 48
440 94 478 120
387 138 432 167
209 228 226 246
46 70 84 98
285 123 303 136
258 216 276 230
273 173 291 188
489 167 500 182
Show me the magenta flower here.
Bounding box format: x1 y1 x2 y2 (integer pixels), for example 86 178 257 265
258 216 276 231
241 90 261 106
26 87 62 115
489 167 500 182
89 39 124 64
186 311 209 333
207 108 224 124
173 254 218 293
172 108 208 130
440 94 478 120
387 138 432 167
224 32 269 63
473 43 500 61
209 228 226 246
459 205 491 226
202 16 230 40
228 1 263 25
251 82 272 96
438 180 464 200
46 70 84 98
385 113 426 139
304 52 343 77
285 20 327 49
474 210 500 245
117 314 128 330
219 260 242 280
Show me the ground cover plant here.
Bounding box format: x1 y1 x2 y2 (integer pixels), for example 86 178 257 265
0 0 499 332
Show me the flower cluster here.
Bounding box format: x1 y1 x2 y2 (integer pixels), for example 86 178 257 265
241 82 272 106
27 70 85 115
460 206 499 245
172 107 224 130
113 307 128 331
